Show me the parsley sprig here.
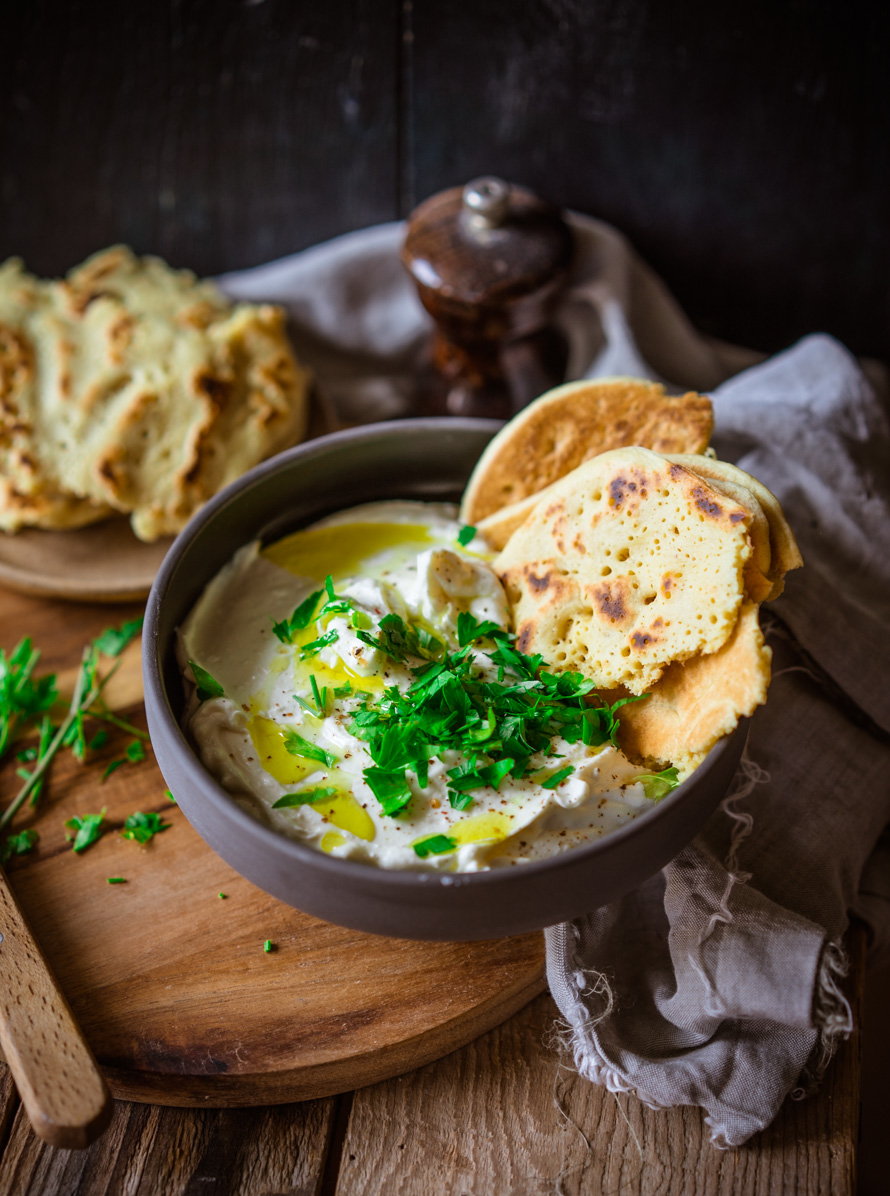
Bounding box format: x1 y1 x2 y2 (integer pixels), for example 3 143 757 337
0 618 144 833
0 639 57 762
349 612 644 817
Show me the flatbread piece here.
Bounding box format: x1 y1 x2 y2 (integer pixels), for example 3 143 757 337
462 376 713 524
495 447 752 694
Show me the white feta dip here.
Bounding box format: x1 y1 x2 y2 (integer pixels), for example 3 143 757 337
178 501 666 872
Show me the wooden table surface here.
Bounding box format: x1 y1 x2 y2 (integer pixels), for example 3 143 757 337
0 583 866 1194
0 945 864 1195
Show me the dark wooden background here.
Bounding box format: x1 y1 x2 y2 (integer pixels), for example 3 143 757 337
1 0 887 358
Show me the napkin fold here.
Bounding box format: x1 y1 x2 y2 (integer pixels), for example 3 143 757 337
219 216 890 1147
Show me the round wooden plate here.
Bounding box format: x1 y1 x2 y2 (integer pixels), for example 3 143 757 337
4 646 546 1108
0 519 174 603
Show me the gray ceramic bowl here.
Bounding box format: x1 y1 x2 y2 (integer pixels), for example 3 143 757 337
144 419 745 941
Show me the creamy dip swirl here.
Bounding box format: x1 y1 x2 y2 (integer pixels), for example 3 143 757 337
178 501 662 872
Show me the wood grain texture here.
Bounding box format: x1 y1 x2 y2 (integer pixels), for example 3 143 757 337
0 599 545 1107
0 869 112 1148
335 929 864 1195
0 1093 336 1196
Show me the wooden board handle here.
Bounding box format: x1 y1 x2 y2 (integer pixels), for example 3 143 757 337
0 869 112 1149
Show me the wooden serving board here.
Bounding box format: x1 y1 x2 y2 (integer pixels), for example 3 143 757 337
0 587 545 1107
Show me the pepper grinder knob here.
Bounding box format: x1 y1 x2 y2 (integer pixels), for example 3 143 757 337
401 177 572 419
462 176 511 232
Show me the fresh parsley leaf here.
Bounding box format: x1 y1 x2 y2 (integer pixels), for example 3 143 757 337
189 660 225 702
0 638 57 761
448 790 474 811
300 629 339 660
272 787 337 809
93 618 143 657
413 834 457 858
456 611 507 647
121 811 170 844
364 768 413 816
165 789 177 804
102 758 126 782
88 730 108 752
65 809 106 853
16 746 38 763
125 739 146 763
541 765 574 789
638 766 680 802
318 575 355 618
107 877 127 884
457 526 476 547
0 828 38 865
283 730 337 768
271 589 323 643
263 939 274 953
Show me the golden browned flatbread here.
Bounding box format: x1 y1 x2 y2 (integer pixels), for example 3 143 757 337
461 377 713 525
615 602 772 774
494 447 752 694
0 247 310 541
665 455 802 600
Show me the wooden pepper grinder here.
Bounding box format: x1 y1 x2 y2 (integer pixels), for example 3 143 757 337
401 177 573 419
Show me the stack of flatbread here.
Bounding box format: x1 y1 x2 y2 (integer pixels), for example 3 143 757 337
462 378 802 775
0 246 310 541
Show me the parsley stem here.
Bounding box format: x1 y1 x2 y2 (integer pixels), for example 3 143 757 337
0 650 120 832
86 711 150 741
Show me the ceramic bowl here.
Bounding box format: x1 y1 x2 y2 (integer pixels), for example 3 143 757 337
143 419 745 941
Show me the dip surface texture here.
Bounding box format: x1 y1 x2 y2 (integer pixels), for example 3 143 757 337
179 502 661 872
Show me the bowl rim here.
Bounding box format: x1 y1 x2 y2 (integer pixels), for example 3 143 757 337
144 417 740 891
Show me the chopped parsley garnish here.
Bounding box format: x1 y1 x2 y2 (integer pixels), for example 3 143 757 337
457 525 477 547
318 574 356 617
102 739 147 782
65 809 106 853
1 828 38 865
121 811 170 844
272 786 337 809
263 939 274 953
299 629 339 660
282 730 337 769
348 611 645 818
413 834 457 858
271 589 323 643
189 661 224 702
107 877 127 885
356 613 443 665
88 730 109 752
165 789 177 804
638 766 681 802
541 765 574 789
218 892 227 899
102 758 126 782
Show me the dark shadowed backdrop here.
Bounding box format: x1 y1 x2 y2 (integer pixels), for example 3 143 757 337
1 0 887 358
